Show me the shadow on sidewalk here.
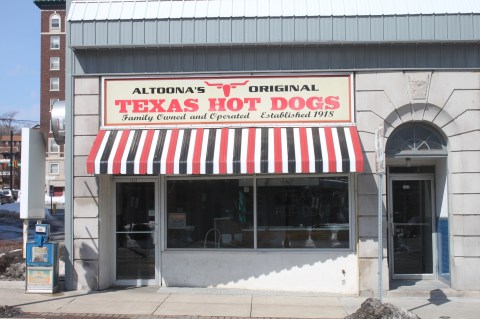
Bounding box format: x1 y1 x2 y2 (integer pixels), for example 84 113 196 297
408 289 450 312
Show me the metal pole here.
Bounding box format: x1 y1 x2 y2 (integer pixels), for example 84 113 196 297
23 219 29 258
10 130 13 190
377 173 383 302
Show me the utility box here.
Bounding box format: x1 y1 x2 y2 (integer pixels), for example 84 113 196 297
25 224 59 293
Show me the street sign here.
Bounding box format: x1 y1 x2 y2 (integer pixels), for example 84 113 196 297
20 128 46 219
375 124 385 174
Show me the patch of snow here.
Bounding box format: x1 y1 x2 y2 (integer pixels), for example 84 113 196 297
0 198 64 216
45 195 65 205
0 202 52 219
0 196 65 215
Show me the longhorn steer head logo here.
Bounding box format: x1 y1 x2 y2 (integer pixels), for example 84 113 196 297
204 80 249 97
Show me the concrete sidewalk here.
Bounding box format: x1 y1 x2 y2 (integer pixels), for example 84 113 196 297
1 281 480 319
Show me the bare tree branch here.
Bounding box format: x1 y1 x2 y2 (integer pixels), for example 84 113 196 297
0 112 37 134
0 112 18 135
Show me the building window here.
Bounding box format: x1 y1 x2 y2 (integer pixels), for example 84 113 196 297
166 176 351 250
50 57 60 70
385 122 447 158
50 36 60 50
50 14 61 31
48 138 60 154
49 163 59 175
50 78 59 91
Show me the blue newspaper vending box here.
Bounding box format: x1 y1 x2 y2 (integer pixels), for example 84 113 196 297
25 224 59 293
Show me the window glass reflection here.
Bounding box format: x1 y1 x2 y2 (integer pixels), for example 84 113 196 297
167 179 254 248
256 177 349 248
116 233 155 280
116 183 155 280
166 177 350 250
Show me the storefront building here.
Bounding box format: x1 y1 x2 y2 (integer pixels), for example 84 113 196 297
65 0 480 295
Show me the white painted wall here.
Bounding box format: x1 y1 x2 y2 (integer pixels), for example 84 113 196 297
161 251 358 293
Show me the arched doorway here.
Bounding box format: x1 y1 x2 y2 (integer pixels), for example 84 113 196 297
385 122 449 282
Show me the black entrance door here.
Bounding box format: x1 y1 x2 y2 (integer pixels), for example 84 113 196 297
115 181 157 285
389 176 434 278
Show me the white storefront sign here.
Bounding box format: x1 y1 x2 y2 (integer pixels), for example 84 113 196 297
102 74 353 128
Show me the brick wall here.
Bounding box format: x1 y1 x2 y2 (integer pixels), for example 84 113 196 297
39 9 66 136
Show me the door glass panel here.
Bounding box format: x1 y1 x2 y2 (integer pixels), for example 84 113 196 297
392 180 433 275
116 182 155 280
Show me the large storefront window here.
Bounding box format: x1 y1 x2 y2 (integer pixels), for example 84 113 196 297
166 176 350 249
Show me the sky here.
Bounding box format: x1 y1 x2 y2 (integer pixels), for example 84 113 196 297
0 0 41 126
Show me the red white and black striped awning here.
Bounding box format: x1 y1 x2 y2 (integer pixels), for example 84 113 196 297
86 127 364 175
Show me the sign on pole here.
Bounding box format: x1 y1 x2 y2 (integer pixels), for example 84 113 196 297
20 128 46 219
375 124 385 174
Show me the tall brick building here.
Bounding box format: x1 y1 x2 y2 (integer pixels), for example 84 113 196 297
34 0 66 196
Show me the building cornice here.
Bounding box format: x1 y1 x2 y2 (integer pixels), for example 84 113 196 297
34 0 66 10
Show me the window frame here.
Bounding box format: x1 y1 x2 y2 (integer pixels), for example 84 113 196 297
50 57 60 70
50 36 60 50
50 14 61 31
385 122 447 158
49 162 60 175
50 78 60 91
164 174 354 251
48 138 60 154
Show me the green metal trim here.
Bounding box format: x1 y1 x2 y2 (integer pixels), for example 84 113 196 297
33 0 66 9
34 0 65 3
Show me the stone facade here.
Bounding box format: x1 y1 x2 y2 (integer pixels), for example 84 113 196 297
72 71 480 293
355 71 480 292
73 77 101 290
